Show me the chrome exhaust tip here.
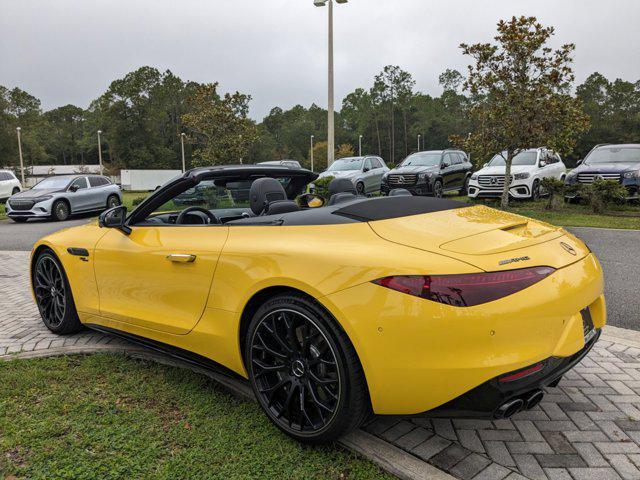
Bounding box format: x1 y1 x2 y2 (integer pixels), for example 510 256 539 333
525 390 544 410
494 398 524 419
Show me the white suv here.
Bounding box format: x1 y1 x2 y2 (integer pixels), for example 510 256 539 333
0 170 21 201
467 148 566 200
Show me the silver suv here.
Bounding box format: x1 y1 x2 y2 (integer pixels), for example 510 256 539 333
317 156 389 194
6 175 122 222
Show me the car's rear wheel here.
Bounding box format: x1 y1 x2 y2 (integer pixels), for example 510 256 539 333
32 251 81 334
245 294 369 443
12 187 20 195
432 179 443 198
459 175 470 195
107 194 120 209
51 200 70 221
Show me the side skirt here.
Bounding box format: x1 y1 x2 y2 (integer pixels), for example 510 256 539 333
84 323 244 381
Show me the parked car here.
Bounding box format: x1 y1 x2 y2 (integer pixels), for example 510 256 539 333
6 174 122 222
381 150 472 197
317 156 389 194
0 170 21 201
468 148 566 200
32 164 605 443
258 160 302 169
565 144 640 200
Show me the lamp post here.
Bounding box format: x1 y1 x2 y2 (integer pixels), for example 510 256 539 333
310 135 315 172
16 127 25 187
97 130 104 175
180 133 186 173
358 135 363 156
314 0 347 168
417 134 421 152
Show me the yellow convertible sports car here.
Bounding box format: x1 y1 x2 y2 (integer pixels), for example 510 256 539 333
31 165 605 443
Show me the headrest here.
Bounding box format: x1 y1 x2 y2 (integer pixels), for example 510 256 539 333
265 200 300 215
250 178 287 215
388 188 412 197
328 177 357 196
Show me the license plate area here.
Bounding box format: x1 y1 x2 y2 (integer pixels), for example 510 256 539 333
581 307 596 343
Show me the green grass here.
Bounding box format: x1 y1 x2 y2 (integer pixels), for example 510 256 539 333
0 354 392 480
449 194 640 230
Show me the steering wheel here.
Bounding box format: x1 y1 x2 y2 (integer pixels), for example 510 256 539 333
176 206 219 225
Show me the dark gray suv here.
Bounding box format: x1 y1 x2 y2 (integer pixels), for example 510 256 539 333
6 174 122 222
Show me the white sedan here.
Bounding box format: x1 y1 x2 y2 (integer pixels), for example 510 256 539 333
467 148 566 200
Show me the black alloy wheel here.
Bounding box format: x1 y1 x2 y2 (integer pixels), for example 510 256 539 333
33 252 81 334
531 179 541 201
460 176 470 195
246 294 369 443
356 182 365 195
107 195 121 208
433 179 444 198
52 200 70 221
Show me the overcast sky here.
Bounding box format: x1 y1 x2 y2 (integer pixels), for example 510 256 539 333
1 0 639 120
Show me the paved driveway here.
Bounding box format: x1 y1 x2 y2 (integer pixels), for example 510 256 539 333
3 250 640 480
0 215 93 250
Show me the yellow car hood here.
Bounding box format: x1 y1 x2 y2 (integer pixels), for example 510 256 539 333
368 205 589 272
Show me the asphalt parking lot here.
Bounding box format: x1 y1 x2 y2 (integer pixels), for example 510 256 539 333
0 216 638 330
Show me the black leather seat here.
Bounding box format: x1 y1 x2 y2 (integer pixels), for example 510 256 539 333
249 178 299 215
388 188 412 197
328 178 358 206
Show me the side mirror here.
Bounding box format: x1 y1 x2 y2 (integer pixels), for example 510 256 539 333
362 167 370 173
539 161 547 168
576 159 583 165
442 162 450 168
99 205 131 234
69 184 79 192
298 193 325 209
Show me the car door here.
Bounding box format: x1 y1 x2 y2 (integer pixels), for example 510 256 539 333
366 157 384 192
88 176 108 209
362 158 375 192
441 153 457 190
68 177 93 211
0 172 8 198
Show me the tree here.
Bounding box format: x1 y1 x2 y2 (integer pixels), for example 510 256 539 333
453 16 589 207
181 83 258 166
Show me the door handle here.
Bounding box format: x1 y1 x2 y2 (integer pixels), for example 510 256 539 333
166 254 196 263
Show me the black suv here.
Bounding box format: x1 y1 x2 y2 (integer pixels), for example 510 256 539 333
381 150 473 197
565 144 640 200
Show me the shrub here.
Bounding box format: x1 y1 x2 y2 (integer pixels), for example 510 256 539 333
540 177 565 210
588 179 628 213
312 175 334 198
132 196 145 206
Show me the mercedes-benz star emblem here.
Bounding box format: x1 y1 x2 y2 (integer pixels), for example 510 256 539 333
490 177 497 185
560 242 577 256
291 360 305 377
397 176 405 184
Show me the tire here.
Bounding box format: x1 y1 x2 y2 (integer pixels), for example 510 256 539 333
432 179 443 198
11 187 20 195
106 194 121 209
32 250 82 335
356 182 365 195
10 217 28 223
459 176 470 195
245 293 369 443
51 200 70 221
531 179 541 201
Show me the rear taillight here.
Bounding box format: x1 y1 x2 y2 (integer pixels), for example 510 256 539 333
372 266 555 307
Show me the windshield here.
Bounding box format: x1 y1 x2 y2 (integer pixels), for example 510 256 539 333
585 147 640 164
32 177 72 190
488 151 538 167
400 152 441 167
328 158 363 171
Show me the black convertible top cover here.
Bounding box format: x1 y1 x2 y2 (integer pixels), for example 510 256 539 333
333 196 466 222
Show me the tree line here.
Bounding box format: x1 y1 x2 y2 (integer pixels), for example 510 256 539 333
1 38 638 174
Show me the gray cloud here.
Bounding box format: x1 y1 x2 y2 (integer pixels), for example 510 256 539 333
1 0 639 120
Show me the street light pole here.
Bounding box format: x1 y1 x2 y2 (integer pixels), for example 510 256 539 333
97 130 104 175
359 135 363 156
180 133 186 173
417 134 421 152
315 0 347 169
16 127 25 187
310 135 315 172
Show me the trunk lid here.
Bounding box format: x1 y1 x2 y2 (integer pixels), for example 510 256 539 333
368 205 589 271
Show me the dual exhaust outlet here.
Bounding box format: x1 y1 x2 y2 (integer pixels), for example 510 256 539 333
494 390 544 419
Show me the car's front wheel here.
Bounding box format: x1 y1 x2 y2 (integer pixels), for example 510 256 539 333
245 293 369 443
106 194 121 209
531 179 541 201
356 182 365 195
432 179 443 198
32 250 82 334
51 200 70 221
